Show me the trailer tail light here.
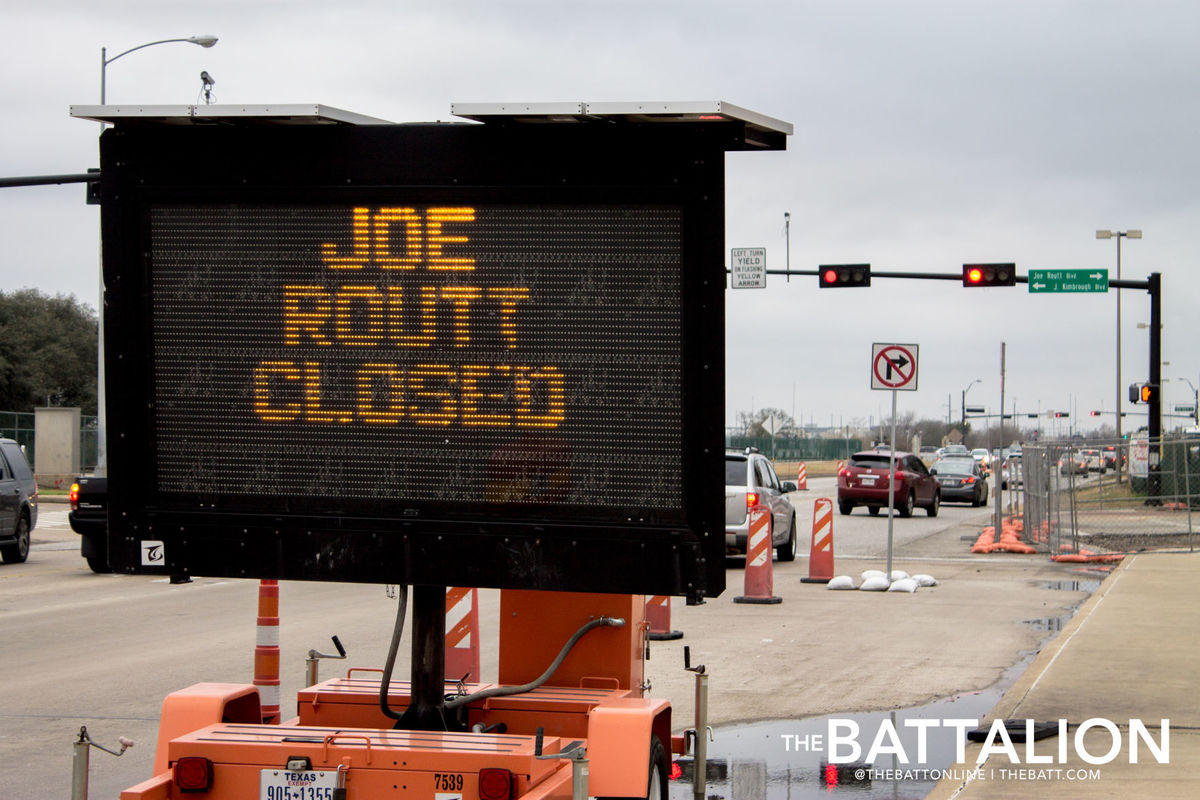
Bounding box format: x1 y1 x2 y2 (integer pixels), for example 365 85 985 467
69 482 80 510
745 492 759 510
174 756 213 792
478 767 513 800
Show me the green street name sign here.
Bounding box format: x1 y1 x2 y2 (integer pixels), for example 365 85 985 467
1028 268 1109 293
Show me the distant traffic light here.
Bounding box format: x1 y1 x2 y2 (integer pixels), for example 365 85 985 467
1054 412 1069 418
819 264 871 288
1090 410 1101 417
962 263 1017 287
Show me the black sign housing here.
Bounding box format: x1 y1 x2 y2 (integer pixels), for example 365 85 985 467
98 117 747 600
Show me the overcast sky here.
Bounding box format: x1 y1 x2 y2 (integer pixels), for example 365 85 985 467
3 1 1196 439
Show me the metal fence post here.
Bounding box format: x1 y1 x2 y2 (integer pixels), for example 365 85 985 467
1186 441 1194 553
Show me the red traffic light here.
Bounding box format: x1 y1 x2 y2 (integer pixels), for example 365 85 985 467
819 263 871 288
962 263 1016 287
1090 410 1101 417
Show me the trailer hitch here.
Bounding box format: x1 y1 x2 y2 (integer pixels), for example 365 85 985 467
534 726 588 800
71 726 134 800
305 634 347 686
683 646 711 800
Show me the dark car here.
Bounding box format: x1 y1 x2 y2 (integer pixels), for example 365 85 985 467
930 455 990 506
837 450 939 517
0 438 38 564
69 474 111 573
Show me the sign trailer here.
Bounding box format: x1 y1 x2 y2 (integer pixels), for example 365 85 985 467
73 99 791 799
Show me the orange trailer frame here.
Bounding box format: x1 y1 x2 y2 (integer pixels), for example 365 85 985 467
121 591 676 800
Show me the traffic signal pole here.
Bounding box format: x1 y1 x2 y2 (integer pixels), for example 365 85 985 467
1147 272 1162 503
742 264 1163 499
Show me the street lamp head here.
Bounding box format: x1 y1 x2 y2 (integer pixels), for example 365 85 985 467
1096 230 1113 239
188 35 219 47
1125 229 1142 239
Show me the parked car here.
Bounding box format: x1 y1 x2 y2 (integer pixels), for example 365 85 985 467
1059 450 1088 475
837 450 940 517
930 455 989 506
725 448 798 561
0 438 38 564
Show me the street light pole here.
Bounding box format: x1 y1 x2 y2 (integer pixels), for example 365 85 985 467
93 35 218 475
784 211 790 283
961 378 982 435
101 36 218 104
1097 228 1141 483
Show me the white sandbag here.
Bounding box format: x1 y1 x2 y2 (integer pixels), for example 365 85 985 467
888 570 910 581
827 575 857 590
860 569 886 582
912 574 938 587
888 577 918 593
860 576 890 592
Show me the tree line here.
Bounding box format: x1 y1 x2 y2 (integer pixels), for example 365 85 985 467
736 406 1104 451
0 289 97 414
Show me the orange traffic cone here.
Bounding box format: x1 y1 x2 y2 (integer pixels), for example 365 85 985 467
801 497 835 583
735 507 782 604
254 579 281 724
645 595 684 640
445 586 481 684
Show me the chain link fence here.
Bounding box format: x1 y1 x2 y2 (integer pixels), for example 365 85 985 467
1021 436 1196 556
725 432 863 461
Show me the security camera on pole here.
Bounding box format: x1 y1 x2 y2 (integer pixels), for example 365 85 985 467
870 342 919 580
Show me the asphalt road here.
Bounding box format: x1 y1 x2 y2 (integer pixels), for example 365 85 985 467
0 496 1094 799
787 476 1008 558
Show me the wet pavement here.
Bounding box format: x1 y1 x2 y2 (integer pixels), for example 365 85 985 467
666 579 1100 799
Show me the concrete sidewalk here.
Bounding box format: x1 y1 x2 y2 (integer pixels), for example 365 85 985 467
928 551 1200 798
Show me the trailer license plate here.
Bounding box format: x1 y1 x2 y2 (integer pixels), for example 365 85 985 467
260 769 339 799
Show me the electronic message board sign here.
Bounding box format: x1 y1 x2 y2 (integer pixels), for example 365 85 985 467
95 116 764 600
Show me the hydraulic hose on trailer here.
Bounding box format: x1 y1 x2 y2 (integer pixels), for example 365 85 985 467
378 587 624 718
444 615 625 710
379 585 410 721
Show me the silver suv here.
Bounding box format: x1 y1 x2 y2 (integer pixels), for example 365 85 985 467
724 448 797 561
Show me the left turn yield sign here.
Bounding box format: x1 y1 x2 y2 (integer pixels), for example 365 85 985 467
871 343 919 391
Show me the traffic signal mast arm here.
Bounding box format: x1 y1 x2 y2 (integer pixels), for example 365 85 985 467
732 266 1152 290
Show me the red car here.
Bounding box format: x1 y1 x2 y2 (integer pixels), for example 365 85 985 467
837 449 940 517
